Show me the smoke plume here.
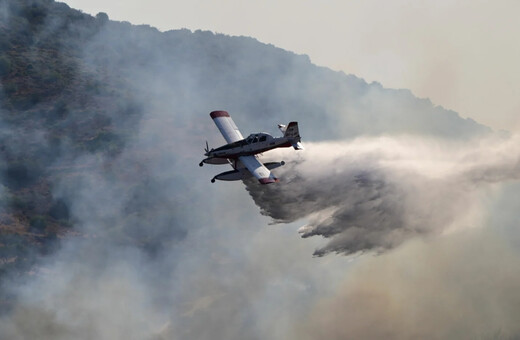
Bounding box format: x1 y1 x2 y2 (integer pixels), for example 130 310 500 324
294 227 520 340
1 1 520 339
246 135 520 256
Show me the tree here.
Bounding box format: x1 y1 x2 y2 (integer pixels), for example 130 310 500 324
96 12 109 24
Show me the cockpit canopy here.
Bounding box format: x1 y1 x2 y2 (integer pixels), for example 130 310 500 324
245 133 272 144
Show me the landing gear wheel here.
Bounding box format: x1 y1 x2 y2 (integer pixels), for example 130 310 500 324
211 178 216 183
199 162 204 167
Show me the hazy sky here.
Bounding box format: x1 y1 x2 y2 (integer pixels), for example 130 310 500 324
62 0 520 132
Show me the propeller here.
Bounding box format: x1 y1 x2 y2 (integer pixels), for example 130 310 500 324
200 141 210 167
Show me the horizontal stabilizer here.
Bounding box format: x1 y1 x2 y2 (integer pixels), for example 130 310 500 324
292 142 304 150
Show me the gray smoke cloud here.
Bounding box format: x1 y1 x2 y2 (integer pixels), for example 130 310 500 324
294 225 520 340
1 1 520 339
246 135 520 256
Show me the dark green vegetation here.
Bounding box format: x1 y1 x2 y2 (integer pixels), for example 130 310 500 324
0 0 142 281
0 0 491 294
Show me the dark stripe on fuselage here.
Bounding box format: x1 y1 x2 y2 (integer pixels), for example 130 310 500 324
212 139 249 152
209 140 292 159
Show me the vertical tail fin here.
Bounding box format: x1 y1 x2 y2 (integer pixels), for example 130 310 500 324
284 122 300 139
284 122 304 150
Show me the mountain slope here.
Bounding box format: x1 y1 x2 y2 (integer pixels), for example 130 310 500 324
0 0 491 288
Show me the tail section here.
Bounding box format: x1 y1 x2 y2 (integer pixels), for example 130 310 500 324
284 122 300 139
284 122 304 150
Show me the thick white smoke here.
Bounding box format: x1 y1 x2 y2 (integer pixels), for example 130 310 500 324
246 134 520 256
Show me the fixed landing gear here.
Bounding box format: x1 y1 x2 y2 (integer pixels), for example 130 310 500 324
199 161 204 167
211 178 216 183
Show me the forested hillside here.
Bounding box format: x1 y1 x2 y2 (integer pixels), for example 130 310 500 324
0 0 490 297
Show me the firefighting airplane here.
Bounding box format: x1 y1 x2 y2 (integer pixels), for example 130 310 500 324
199 111 303 184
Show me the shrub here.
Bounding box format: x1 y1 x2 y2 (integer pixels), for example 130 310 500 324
4 161 44 189
49 199 70 221
0 55 11 77
22 3 47 26
29 215 47 232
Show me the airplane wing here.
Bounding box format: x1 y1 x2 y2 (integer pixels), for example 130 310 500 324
210 111 244 143
239 155 279 184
